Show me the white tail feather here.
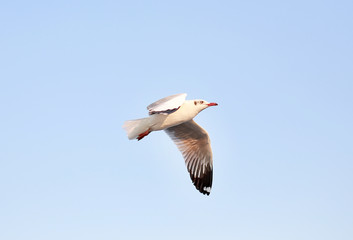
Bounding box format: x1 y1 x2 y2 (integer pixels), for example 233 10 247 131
122 118 150 140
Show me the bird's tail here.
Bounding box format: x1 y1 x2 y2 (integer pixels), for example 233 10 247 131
122 117 151 140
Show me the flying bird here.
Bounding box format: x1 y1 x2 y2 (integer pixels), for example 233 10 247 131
122 93 218 195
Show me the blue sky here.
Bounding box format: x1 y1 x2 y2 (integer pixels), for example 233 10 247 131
1 1 352 239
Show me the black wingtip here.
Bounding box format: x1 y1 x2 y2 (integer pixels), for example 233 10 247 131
190 169 213 196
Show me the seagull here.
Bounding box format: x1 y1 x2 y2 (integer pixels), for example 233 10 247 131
122 93 218 195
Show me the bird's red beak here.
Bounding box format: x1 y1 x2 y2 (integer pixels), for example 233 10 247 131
207 102 218 106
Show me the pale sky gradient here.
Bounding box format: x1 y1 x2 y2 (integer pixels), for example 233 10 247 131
1 1 353 239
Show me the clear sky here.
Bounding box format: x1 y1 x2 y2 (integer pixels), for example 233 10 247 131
1 1 352 239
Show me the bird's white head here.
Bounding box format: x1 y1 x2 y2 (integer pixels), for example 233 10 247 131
192 99 218 113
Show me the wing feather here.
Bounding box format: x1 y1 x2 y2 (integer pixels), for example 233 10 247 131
147 93 187 115
164 120 213 195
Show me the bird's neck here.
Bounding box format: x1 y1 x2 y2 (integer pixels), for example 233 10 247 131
179 100 201 119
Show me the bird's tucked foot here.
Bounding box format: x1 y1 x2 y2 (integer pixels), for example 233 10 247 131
137 129 151 141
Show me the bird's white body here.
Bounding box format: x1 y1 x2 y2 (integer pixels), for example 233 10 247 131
124 98 211 140
123 93 218 195
150 100 201 131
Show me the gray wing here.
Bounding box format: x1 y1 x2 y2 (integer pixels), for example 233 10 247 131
147 93 187 115
165 120 213 195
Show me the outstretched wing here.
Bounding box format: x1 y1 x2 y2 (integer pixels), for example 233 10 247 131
147 93 187 115
164 120 213 195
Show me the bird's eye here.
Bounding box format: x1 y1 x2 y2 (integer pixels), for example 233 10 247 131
194 101 197 105
200 101 204 104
